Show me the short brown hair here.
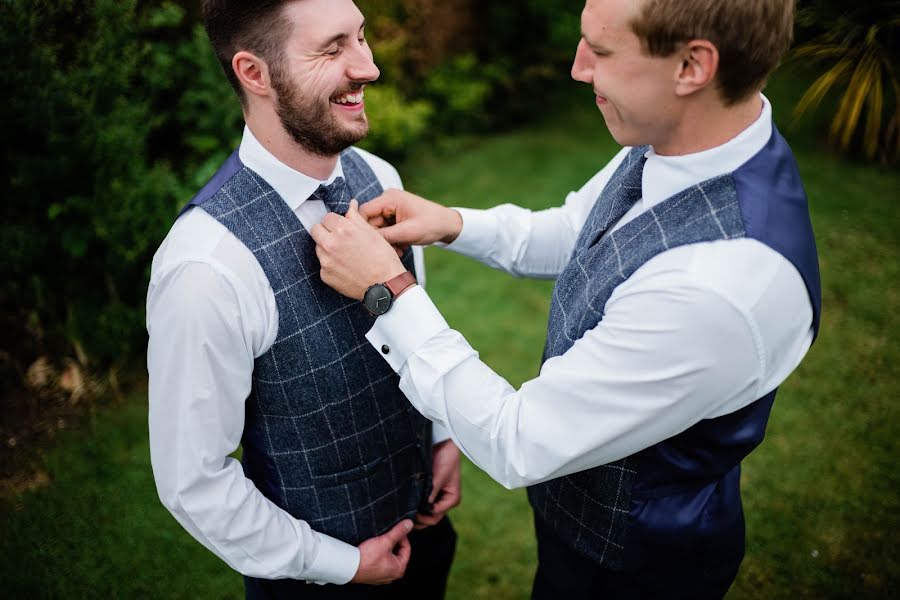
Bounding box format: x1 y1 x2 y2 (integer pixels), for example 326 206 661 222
201 0 294 104
630 0 795 105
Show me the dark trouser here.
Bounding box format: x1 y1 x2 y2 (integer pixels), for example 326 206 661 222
245 517 456 600
531 516 742 600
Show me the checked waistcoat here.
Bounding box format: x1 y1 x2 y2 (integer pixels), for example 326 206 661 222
528 127 821 570
182 148 432 546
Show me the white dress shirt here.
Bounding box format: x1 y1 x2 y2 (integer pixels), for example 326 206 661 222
367 95 815 489
147 126 441 584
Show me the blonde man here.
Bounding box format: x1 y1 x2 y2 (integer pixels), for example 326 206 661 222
314 0 817 598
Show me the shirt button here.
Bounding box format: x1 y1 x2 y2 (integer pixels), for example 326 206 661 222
381 345 390 355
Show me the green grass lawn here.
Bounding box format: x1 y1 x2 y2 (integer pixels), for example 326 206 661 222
2 79 898 598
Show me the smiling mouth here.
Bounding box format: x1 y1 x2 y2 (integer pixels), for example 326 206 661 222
331 85 365 108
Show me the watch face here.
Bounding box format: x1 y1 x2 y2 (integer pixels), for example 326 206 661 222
364 284 393 315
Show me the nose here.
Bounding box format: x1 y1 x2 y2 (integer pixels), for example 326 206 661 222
347 42 380 83
571 38 593 84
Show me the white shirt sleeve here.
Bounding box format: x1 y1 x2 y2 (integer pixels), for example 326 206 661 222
147 260 359 584
443 147 631 278
366 241 812 490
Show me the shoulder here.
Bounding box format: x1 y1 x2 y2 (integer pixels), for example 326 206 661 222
148 207 278 355
614 239 812 362
150 208 229 282
149 207 274 317
347 146 403 190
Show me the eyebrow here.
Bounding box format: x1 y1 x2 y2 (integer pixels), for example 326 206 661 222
317 18 366 50
581 30 612 54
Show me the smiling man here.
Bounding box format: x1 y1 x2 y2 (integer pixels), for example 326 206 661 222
146 1 459 598
312 0 819 598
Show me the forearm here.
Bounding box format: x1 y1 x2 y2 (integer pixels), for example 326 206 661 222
445 204 580 279
150 449 358 582
147 263 358 584
367 279 763 490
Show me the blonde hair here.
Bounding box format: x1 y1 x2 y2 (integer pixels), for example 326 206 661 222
630 0 795 104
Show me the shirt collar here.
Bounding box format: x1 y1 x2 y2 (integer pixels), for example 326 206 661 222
641 94 773 211
237 125 344 212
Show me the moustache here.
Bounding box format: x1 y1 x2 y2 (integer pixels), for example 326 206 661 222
329 82 371 101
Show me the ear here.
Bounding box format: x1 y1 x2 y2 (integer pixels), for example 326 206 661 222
232 51 273 100
673 40 718 98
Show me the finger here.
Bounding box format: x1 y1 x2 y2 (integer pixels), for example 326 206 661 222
414 512 441 529
432 491 461 513
309 223 328 244
367 215 388 228
427 478 447 504
379 222 419 246
394 535 412 572
320 212 343 232
383 519 414 546
346 199 367 225
359 196 395 220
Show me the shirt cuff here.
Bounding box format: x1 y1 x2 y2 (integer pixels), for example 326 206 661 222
438 207 498 257
365 285 449 372
431 422 452 445
305 532 360 585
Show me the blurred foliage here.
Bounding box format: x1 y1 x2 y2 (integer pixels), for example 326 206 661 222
792 0 899 163
1 0 241 396
9 0 884 407
1 0 584 398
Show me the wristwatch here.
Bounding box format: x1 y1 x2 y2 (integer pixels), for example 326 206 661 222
363 271 417 316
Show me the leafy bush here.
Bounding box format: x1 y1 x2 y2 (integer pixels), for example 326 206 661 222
1 0 588 402
1 0 240 391
791 0 899 163
357 85 434 156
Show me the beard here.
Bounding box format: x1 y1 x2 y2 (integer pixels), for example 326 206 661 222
270 65 370 157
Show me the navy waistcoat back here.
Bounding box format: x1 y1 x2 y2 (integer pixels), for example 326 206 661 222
182 148 432 545
528 127 821 569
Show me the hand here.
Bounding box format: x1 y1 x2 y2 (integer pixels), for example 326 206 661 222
310 200 406 300
415 440 462 529
360 189 463 249
351 519 414 585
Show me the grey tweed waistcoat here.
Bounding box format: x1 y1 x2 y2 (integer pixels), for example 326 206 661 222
191 148 432 546
527 132 820 569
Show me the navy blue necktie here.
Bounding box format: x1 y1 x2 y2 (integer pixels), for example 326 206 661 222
312 176 351 215
581 151 647 250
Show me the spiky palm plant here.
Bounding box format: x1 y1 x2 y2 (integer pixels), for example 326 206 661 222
791 0 899 163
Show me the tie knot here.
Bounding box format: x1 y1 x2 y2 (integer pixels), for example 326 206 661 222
314 177 350 215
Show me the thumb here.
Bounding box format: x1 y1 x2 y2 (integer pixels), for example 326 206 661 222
394 535 412 568
346 199 366 224
383 519 414 546
379 220 419 246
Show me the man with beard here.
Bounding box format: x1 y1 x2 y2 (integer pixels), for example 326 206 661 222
146 1 459 597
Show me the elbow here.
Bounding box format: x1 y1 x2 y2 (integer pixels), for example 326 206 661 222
152 461 199 516
155 476 185 514
499 478 525 491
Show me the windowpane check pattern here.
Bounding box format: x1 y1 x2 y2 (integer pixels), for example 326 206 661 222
530 146 747 568
197 149 431 545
